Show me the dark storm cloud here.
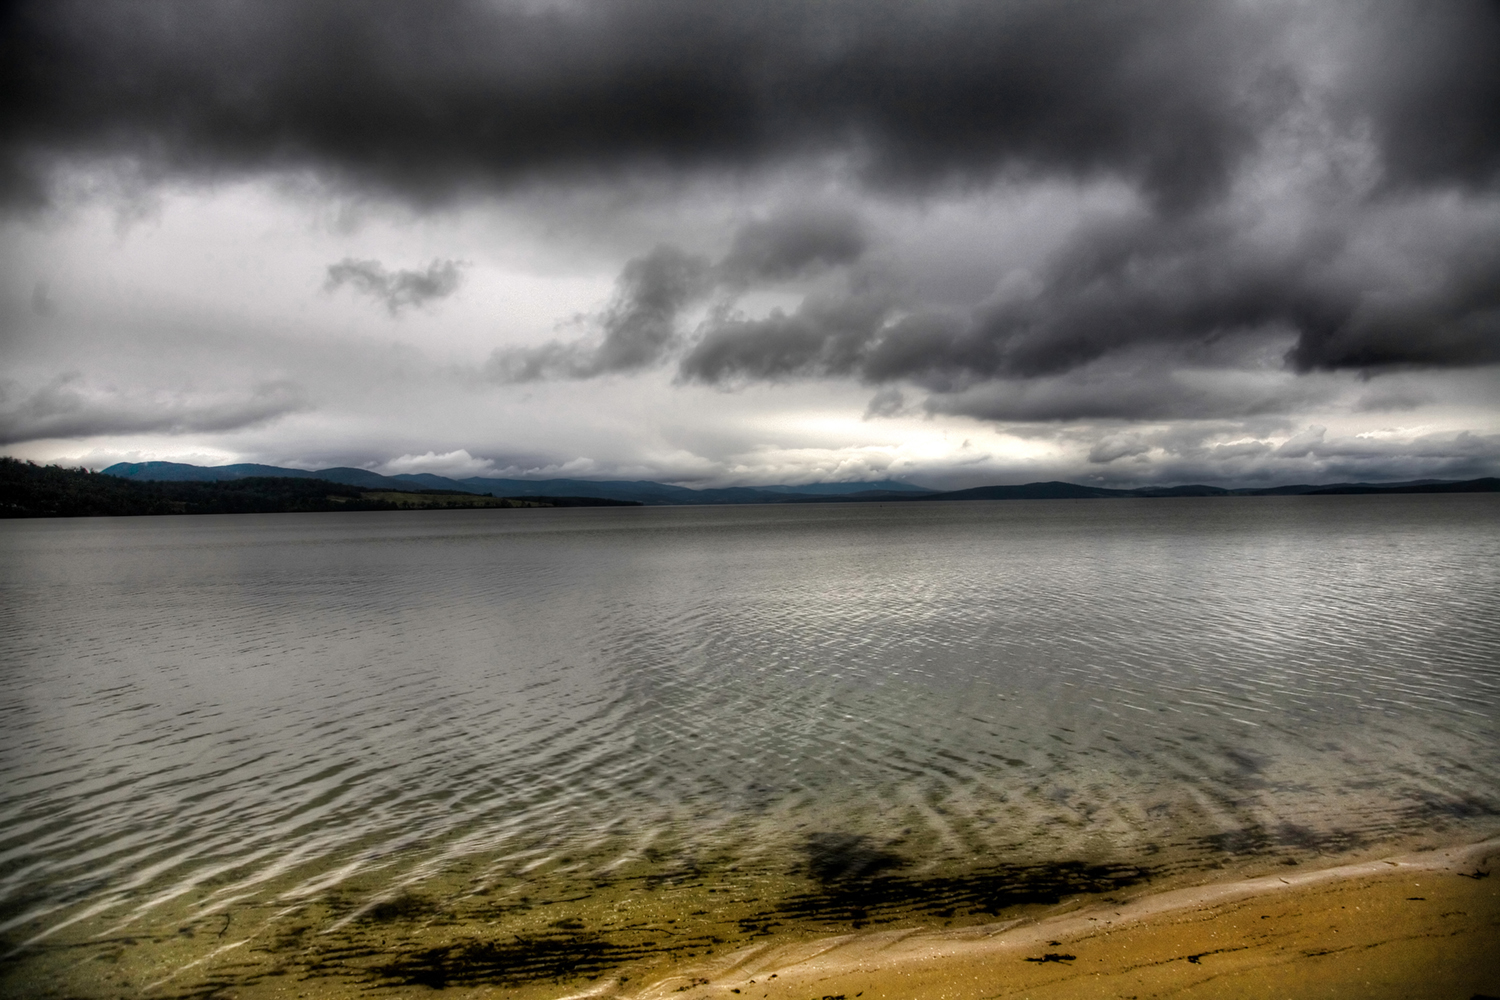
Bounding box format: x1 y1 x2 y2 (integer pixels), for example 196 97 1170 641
0 376 307 445
1283 238 1500 371
0 0 1287 209
910 211 1500 379
324 258 464 314
679 202 1500 401
488 245 712 381
1341 2 1500 194
7 0 1495 210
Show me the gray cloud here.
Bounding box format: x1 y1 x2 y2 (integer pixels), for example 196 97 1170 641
490 207 870 382
1142 426 1500 487
862 386 909 420
718 208 867 284
1088 433 1151 465
680 281 898 385
0 375 308 445
487 245 711 381
325 258 464 314
918 352 1332 424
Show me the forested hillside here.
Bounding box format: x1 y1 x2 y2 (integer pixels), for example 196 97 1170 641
0 460 638 517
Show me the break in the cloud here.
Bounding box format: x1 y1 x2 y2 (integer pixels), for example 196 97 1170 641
2 0 1498 487
379 448 498 479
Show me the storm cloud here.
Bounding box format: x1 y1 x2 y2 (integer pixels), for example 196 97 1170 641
5 0 1495 209
0 0 1259 207
2 0 1497 486
678 200 1500 401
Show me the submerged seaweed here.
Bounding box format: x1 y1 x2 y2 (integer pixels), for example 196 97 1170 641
366 931 655 989
785 832 1148 928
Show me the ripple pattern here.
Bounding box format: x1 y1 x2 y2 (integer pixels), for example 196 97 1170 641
1 496 1497 992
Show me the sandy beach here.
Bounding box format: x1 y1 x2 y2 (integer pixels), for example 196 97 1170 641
620 839 1500 1000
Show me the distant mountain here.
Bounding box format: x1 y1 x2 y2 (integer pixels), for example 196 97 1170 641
806 478 1499 502
101 461 401 489
102 461 311 482
754 480 933 495
1301 478 1499 495
101 462 936 505
98 462 1499 505
921 481 1128 501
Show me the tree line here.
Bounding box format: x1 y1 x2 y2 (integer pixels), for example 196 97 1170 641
0 459 638 518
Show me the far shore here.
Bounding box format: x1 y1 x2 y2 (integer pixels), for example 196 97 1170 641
617 838 1500 1000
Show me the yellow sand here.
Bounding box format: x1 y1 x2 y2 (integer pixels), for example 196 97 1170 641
621 840 1500 1000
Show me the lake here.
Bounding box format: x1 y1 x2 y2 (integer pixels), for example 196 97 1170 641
2 495 1497 998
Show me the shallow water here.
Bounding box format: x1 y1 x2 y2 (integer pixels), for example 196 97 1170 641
1 495 1497 997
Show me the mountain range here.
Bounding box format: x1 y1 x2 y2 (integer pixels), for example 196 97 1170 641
100 462 935 504
101 462 1498 505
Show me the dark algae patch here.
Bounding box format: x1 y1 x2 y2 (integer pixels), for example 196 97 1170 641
777 861 1148 927
362 892 438 923
365 931 657 989
803 833 906 883
1200 822 1368 857
301 906 736 992
782 831 1148 929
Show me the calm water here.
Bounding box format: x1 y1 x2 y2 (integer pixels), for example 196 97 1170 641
2 496 1498 997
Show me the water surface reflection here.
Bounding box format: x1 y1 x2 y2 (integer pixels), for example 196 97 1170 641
1 496 1496 997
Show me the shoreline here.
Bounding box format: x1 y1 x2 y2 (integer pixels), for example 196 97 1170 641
3 833 1496 999
619 838 1500 1000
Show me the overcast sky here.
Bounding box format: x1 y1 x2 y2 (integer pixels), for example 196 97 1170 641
2 0 1497 488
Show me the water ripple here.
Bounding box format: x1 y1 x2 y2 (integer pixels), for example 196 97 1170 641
0 497 1497 986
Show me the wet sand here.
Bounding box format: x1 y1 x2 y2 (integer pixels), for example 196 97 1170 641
625 839 1500 1000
